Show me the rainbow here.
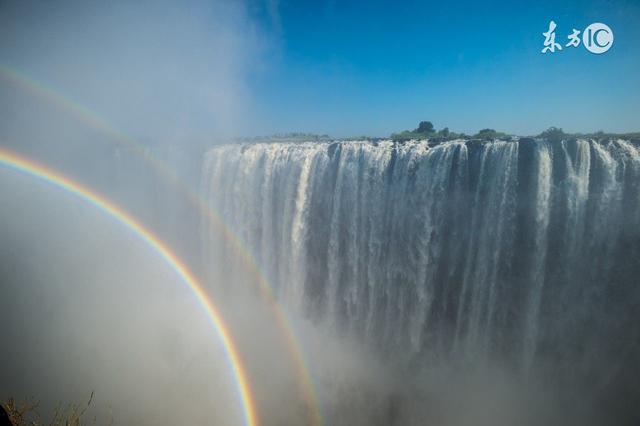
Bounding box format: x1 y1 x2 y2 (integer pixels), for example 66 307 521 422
0 65 323 426
0 148 257 426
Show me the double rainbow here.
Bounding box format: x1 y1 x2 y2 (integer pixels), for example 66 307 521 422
0 66 324 426
0 148 257 426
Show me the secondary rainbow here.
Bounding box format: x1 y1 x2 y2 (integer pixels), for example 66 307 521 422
0 148 258 426
0 65 323 426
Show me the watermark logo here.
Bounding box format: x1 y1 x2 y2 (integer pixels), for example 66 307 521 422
541 21 613 54
583 23 614 54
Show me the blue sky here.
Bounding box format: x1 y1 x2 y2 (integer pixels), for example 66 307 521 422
1 0 639 140
248 0 640 137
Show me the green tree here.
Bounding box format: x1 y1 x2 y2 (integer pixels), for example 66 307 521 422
539 127 565 142
474 128 506 140
415 121 434 134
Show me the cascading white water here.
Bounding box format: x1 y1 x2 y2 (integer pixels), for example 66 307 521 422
522 142 552 373
201 138 640 382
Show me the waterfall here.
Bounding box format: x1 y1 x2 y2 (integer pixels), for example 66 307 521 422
201 138 640 375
